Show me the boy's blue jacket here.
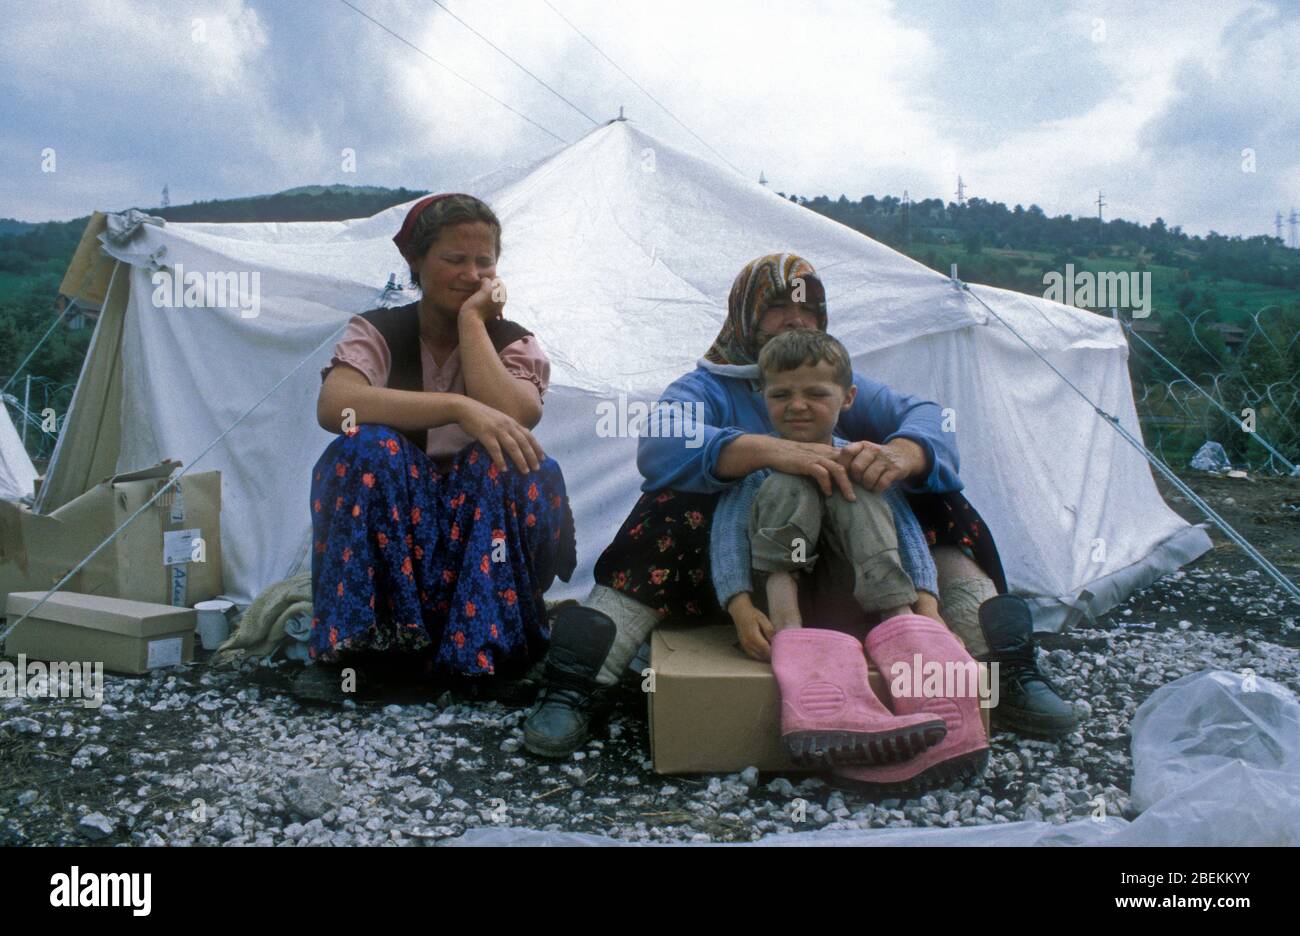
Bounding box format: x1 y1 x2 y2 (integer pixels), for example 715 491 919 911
635 360 962 495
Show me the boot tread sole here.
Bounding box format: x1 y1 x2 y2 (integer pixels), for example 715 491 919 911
830 747 991 796
785 720 947 767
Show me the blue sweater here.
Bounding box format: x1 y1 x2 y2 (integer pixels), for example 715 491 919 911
636 361 961 495
710 438 940 609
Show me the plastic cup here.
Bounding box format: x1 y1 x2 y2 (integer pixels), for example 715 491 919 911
195 599 235 650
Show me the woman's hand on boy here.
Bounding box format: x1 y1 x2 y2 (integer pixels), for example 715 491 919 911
840 438 926 492
728 593 775 662
763 437 858 501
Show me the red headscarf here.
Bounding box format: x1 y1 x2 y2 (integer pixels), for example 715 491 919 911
392 193 474 260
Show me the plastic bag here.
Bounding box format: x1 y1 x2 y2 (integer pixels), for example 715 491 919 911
1130 669 1300 811
1189 441 1231 472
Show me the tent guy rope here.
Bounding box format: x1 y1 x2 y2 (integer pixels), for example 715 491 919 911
955 273 1300 604
541 0 745 177
0 303 74 396
0 251 116 397
427 0 600 126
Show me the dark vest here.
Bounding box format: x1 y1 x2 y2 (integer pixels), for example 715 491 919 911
359 302 533 452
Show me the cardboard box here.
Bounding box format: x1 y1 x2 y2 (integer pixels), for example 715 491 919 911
5 591 195 675
648 623 990 774
0 460 222 608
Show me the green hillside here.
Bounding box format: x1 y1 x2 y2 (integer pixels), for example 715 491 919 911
3 183 1297 468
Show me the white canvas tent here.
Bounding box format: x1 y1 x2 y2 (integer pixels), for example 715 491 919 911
35 120 1210 629
0 400 37 501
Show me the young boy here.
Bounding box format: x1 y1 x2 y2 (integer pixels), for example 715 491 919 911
711 328 940 656
709 329 957 766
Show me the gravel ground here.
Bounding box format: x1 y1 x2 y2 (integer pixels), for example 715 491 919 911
2 473 1297 846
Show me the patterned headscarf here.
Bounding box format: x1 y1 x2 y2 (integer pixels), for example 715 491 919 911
704 253 827 366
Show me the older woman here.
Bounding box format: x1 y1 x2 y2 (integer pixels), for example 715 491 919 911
524 253 1075 758
298 194 576 702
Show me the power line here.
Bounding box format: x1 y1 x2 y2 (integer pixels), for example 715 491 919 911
540 0 744 176
427 0 598 126
338 0 568 144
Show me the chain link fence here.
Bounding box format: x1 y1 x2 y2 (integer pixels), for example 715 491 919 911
1128 307 1299 475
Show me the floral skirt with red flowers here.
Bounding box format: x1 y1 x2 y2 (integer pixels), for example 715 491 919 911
903 489 1007 593
593 489 722 620
593 486 1004 622
309 424 576 680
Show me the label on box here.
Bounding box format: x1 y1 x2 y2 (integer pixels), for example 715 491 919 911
170 565 188 607
162 528 200 565
146 637 183 669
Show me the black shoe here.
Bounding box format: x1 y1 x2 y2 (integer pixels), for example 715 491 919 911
978 595 1080 737
522 605 617 758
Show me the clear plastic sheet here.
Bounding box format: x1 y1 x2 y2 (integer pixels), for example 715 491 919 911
445 670 1300 846
1189 441 1232 472
1130 669 1300 810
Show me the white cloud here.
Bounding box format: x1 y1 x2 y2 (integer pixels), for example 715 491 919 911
2 0 1294 237
2 0 268 98
886 0 1300 238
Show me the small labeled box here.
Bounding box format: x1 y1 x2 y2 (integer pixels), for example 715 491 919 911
4 591 195 675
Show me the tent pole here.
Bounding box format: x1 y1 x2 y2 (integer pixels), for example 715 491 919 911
1 313 356 648
21 374 30 446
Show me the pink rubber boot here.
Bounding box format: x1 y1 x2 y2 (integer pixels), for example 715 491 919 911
772 627 946 767
832 614 990 794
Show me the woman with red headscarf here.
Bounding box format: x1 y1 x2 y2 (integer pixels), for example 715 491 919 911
300 194 576 701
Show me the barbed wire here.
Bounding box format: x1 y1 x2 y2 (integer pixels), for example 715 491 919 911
1 375 75 463
1128 307 1299 475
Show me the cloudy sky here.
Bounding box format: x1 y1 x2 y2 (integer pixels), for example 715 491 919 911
3 0 1296 237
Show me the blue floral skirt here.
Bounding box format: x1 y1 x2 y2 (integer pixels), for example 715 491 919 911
309 424 576 680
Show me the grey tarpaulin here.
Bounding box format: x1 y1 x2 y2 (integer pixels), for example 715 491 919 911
102 208 164 247
445 670 1300 846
